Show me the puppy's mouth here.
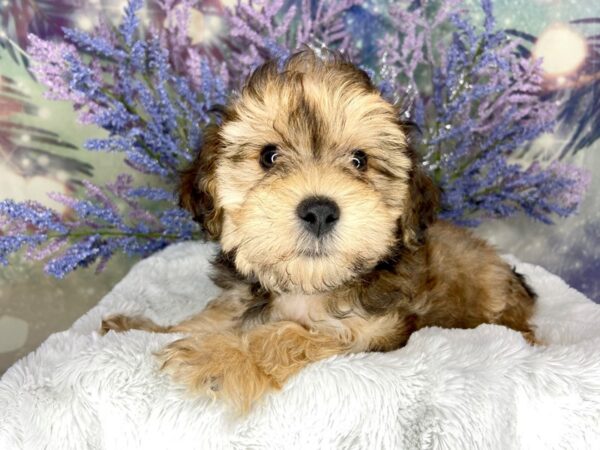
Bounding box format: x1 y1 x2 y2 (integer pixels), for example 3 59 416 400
297 245 330 258
296 232 334 257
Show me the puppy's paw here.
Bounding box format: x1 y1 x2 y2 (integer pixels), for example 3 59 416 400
100 314 133 335
521 329 541 346
100 314 168 335
156 334 277 413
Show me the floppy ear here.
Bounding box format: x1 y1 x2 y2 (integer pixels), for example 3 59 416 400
400 146 440 248
178 124 223 240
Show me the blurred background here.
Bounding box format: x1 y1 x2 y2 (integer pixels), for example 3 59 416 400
0 0 598 374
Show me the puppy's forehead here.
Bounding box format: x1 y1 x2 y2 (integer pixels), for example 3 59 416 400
220 61 407 159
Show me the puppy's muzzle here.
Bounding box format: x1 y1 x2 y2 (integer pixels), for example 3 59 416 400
296 196 340 237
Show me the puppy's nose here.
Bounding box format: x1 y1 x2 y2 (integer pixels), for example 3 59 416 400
296 196 340 237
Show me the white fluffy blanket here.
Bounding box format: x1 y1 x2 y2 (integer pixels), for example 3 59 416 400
1 242 600 450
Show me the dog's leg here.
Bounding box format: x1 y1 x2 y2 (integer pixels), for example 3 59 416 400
100 292 245 335
100 314 170 335
496 269 538 345
157 321 349 413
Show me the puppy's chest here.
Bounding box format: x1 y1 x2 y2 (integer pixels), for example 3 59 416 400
270 293 331 326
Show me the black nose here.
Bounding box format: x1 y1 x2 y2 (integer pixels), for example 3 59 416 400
296 196 340 237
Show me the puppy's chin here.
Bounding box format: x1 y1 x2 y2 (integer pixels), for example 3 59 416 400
233 250 371 294
220 205 399 293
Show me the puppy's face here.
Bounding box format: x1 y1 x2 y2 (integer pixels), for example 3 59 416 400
180 53 438 294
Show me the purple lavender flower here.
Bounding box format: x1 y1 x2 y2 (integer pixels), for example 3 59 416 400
0 200 68 234
2 0 588 278
0 175 199 277
45 235 105 278
224 0 360 84
379 0 587 225
120 0 144 46
27 34 85 104
0 235 47 265
62 27 127 61
126 187 176 202
546 161 591 211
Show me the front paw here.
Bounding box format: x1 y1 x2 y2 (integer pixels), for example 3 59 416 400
156 334 277 413
100 314 133 335
100 314 168 335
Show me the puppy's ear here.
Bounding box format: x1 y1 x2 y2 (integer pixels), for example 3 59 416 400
179 124 223 240
400 146 440 248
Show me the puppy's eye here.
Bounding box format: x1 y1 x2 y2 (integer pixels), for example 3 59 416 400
260 144 279 169
351 150 367 171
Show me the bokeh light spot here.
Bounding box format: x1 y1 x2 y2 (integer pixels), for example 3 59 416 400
533 23 588 77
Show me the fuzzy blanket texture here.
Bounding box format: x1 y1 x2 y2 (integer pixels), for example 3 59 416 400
1 242 600 450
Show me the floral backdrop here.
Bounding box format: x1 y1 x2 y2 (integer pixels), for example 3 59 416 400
0 0 598 372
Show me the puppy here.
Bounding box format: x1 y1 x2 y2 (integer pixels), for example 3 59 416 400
102 50 536 413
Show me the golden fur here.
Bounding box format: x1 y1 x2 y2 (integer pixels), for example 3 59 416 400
101 50 537 413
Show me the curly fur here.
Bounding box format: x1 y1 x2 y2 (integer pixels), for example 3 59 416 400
102 50 536 413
